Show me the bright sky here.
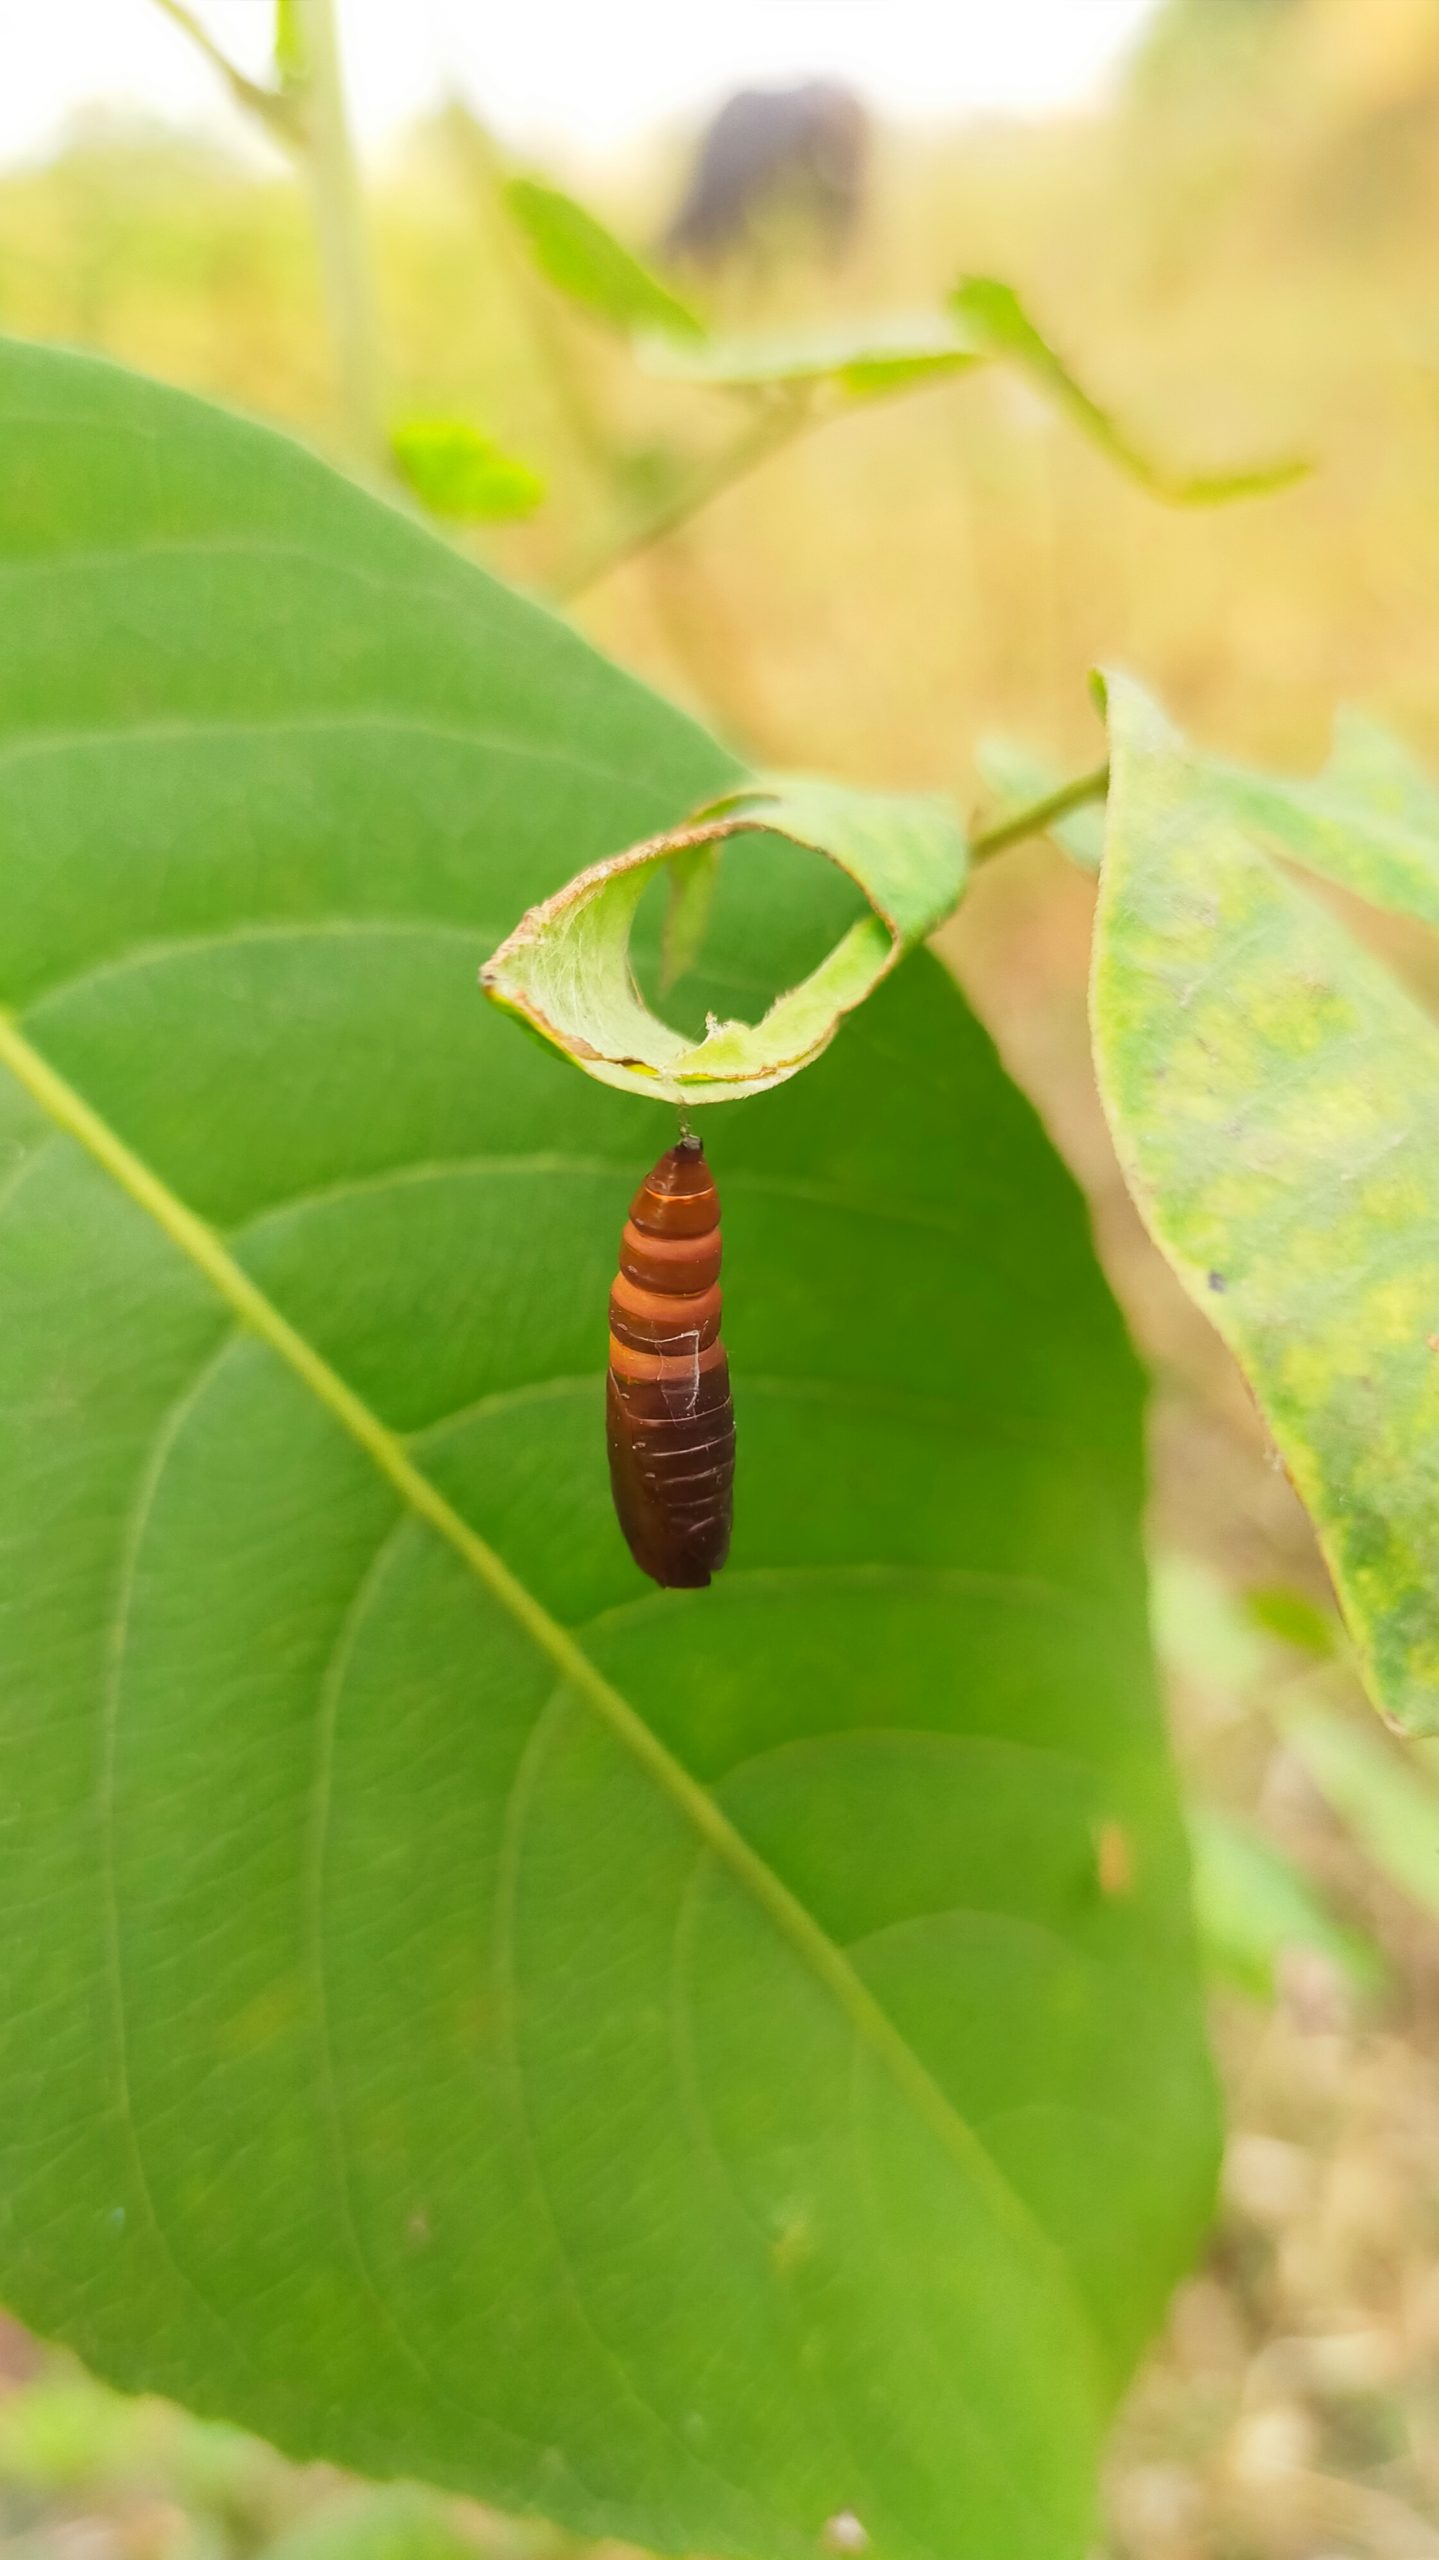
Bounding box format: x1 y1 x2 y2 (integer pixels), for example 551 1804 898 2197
5 1 1163 164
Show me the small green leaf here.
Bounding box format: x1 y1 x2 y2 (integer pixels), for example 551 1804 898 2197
1280 1702 1439 1922
481 776 969 1101
1186 1805 1387 2003
950 277 1310 504
1244 1584 1341 1660
390 417 544 523
639 312 982 399
1151 1551 1273 1696
504 177 705 344
1093 674 1439 1733
975 740 1107 873
0 2369 148 2496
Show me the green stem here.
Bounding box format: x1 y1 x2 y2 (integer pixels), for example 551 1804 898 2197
553 392 812 603
444 101 613 486
968 762 1109 864
296 0 386 472
147 0 301 140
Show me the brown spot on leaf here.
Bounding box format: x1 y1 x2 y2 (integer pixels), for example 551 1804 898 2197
1096 1818 1135 1897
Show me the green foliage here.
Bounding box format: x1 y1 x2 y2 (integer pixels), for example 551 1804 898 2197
0 2354 480 2556
1280 1703 1439 1922
1152 1550 1273 1696
0 2371 147 2496
950 277 1309 503
391 417 545 523
1093 675 1439 1735
481 777 969 1101
1186 1804 1386 2004
503 177 704 344
0 339 1216 2560
264 2485 488 2560
498 172 1298 526
640 275 1304 503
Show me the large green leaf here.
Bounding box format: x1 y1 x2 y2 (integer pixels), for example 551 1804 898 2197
1093 676 1439 1735
0 342 1216 2560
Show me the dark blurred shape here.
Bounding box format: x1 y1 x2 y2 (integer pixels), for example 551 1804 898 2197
663 82 869 266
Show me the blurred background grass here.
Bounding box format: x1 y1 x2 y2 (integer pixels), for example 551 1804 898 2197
3 0 1439 2552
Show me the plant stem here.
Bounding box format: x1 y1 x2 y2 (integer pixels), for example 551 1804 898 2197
147 0 301 140
968 762 1109 864
444 101 613 486
553 392 813 603
296 0 386 473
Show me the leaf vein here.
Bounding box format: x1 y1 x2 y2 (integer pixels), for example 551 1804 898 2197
0 707 683 800
96 1327 259 2360
492 1692 784 2536
304 1511 594 2481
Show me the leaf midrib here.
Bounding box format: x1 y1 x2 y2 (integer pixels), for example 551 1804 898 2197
0 1005 1089 2345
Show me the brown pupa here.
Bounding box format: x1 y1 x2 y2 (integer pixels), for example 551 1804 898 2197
605 1135 735 1588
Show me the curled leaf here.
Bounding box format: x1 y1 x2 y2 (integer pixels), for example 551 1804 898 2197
504 177 705 344
659 839 720 990
480 775 968 1101
950 276 1310 504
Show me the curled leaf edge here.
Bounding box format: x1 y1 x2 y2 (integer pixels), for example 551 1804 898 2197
479 791 965 1105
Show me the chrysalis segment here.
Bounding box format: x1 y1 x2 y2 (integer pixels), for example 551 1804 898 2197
606 1136 735 1588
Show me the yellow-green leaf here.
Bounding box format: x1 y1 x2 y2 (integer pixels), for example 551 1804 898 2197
1093 674 1439 1733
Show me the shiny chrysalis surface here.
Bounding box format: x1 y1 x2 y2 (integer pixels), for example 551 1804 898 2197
606 1135 735 1588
